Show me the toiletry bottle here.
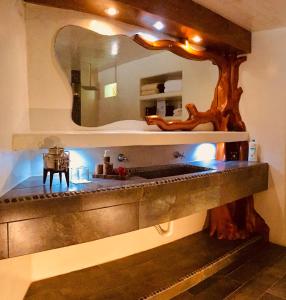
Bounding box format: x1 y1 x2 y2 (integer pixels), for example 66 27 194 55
103 150 113 175
248 139 258 162
104 150 110 163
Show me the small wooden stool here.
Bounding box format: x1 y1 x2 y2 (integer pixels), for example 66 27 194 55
43 168 70 188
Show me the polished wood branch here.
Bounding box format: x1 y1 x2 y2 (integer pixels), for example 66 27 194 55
134 35 269 240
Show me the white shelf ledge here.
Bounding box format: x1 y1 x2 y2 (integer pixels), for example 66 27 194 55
139 91 182 101
12 131 249 150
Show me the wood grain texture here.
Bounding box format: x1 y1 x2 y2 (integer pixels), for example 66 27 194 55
134 35 269 240
136 36 246 133
24 0 251 53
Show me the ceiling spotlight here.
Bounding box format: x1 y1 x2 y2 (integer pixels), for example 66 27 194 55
183 39 205 52
153 21 165 31
104 7 119 16
192 35 202 43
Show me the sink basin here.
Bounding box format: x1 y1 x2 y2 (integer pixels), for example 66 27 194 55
131 164 212 179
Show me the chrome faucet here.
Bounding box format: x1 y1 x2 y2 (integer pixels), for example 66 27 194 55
118 153 128 162
173 151 185 159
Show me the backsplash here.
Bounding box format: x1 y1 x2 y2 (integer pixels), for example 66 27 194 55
30 143 216 177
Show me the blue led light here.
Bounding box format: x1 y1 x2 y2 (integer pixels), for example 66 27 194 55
193 143 216 161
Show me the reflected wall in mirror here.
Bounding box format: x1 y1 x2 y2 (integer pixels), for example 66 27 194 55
55 26 218 127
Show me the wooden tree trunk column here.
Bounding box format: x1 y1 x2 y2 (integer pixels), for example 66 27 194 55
135 36 269 240
209 142 269 240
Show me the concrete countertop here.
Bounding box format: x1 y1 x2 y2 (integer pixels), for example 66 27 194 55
1 160 266 203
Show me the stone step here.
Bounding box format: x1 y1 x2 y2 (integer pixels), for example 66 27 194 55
24 231 266 300
174 242 286 299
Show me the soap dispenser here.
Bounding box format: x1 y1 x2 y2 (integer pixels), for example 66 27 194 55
104 150 110 163
248 139 258 162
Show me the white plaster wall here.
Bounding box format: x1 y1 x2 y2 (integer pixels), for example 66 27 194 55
0 1 30 148
0 1 32 299
241 28 286 245
0 0 31 194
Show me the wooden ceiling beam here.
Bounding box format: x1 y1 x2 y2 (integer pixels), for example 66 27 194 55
24 0 251 53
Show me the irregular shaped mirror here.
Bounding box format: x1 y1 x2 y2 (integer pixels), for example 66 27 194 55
55 25 218 127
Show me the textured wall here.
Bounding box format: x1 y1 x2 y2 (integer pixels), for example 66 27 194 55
241 28 286 245
0 1 32 299
0 0 31 198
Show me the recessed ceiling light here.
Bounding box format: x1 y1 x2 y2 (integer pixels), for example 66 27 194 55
153 21 165 31
104 7 119 16
192 35 202 43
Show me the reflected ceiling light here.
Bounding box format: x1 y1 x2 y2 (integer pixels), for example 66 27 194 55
104 7 119 16
184 39 205 52
111 42 118 56
153 21 165 31
137 32 158 42
192 35 202 43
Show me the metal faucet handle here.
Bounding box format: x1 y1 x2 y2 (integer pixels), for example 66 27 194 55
173 151 185 159
118 153 128 162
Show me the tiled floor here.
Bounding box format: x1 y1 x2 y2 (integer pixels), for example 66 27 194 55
24 231 260 300
175 243 286 299
24 231 286 300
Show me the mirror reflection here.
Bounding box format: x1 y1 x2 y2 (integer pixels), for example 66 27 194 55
55 26 218 127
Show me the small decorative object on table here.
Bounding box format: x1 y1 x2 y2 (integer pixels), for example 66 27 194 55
43 147 70 188
70 166 91 184
93 150 129 180
93 166 129 180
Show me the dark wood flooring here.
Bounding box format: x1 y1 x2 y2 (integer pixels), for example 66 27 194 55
174 242 286 299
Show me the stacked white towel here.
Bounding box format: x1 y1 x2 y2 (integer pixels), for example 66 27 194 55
141 83 159 96
164 80 182 93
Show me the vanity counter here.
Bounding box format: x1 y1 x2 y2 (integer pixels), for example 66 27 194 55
1 160 266 203
0 160 268 259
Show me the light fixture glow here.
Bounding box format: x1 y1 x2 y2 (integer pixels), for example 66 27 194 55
193 143 216 161
104 7 119 16
137 32 158 42
153 21 165 31
183 39 206 52
111 42 118 56
184 40 195 52
192 35 202 43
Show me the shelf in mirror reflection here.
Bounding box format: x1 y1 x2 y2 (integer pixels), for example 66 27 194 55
139 91 182 101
